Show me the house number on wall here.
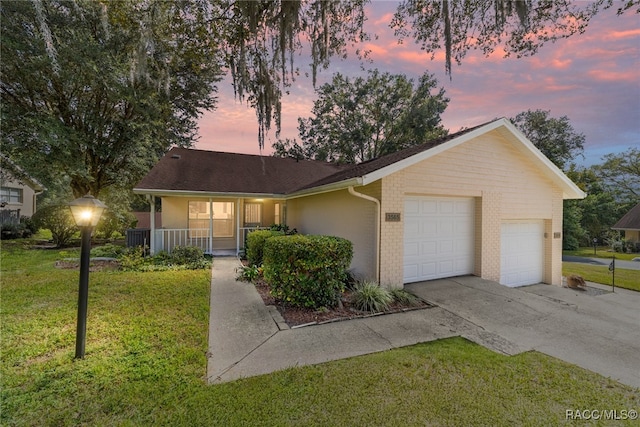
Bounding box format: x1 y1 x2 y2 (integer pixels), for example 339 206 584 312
385 212 401 222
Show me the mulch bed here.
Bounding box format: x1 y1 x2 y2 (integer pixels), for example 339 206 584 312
253 279 434 327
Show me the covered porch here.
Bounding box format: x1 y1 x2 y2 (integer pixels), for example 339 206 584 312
147 196 285 256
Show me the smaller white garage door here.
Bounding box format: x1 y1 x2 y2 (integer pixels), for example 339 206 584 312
500 221 544 287
404 197 475 283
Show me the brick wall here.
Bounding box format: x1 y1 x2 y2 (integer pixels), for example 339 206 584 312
379 171 405 287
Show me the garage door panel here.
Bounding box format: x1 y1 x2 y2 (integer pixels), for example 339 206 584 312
404 197 475 283
404 241 419 257
421 200 438 214
422 241 437 255
405 200 420 214
500 221 544 287
455 200 473 214
439 219 454 235
439 201 454 214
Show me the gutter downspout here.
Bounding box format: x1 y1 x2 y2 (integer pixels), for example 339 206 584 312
348 186 380 283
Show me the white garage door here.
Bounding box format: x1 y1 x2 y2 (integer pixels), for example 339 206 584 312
500 221 544 287
403 197 475 283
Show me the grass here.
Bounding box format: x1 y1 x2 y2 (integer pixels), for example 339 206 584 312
563 262 640 292
564 247 638 261
2 245 639 426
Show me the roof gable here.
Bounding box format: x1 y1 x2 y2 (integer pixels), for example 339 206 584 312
134 118 586 200
291 118 585 200
612 203 640 230
0 155 45 192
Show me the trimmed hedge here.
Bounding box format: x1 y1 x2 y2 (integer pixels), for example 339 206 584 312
245 230 284 266
263 234 353 309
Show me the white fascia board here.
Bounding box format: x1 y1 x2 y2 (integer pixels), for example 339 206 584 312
499 120 587 200
132 188 283 199
361 120 505 185
285 177 363 199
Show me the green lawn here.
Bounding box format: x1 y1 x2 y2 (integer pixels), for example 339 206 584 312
2 245 639 426
563 262 640 292
564 247 638 261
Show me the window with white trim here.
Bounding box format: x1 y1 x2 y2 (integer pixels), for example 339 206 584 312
274 203 281 225
188 201 234 238
0 187 23 204
244 203 262 226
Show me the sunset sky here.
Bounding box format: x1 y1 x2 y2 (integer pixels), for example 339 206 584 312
197 2 639 166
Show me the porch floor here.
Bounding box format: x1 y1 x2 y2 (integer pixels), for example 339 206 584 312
210 249 238 257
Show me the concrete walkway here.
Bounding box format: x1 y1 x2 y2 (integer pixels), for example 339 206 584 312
207 258 640 388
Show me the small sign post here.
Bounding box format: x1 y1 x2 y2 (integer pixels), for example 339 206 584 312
608 256 615 293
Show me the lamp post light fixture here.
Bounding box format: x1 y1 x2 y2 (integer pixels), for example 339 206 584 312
69 194 107 359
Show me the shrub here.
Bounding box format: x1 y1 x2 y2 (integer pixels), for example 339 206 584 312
263 234 353 309
246 230 284 266
389 288 421 307
90 243 126 258
31 205 77 247
269 224 298 235
236 265 261 282
118 245 210 271
0 216 39 240
95 209 136 239
170 245 204 264
351 281 393 313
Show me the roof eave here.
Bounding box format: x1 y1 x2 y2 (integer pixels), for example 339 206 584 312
286 178 363 199
498 120 587 200
360 118 586 200
360 120 506 186
132 188 285 199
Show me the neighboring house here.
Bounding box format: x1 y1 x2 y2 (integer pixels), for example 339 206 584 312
0 155 44 223
134 118 585 288
612 203 640 243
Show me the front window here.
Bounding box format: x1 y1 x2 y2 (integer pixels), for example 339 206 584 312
244 203 262 226
189 201 234 238
274 203 281 225
0 187 23 204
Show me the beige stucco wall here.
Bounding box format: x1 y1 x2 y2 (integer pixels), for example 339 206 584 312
379 129 564 286
623 230 640 242
0 176 39 217
287 187 378 280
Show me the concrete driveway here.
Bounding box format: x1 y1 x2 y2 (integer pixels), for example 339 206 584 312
563 255 640 270
406 276 640 388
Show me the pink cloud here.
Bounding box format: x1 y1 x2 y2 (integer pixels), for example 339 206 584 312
587 69 639 83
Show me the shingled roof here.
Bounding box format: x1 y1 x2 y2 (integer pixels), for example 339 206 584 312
134 118 586 200
134 148 350 196
296 121 491 191
135 122 490 197
612 203 640 231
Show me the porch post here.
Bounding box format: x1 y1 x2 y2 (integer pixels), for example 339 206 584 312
149 195 156 255
236 198 241 256
208 198 213 254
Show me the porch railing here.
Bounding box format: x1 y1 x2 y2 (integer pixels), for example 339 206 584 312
0 209 21 225
154 229 211 254
153 227 271 255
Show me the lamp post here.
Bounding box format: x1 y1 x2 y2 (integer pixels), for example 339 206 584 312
593 237 598 256
69 194 106 359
